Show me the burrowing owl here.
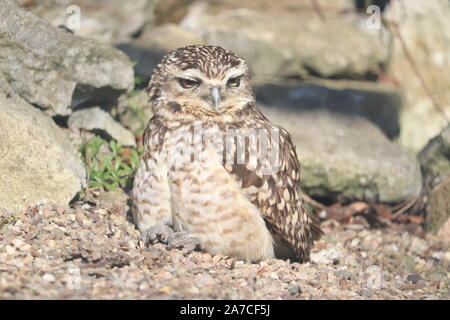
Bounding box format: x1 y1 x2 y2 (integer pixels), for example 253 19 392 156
132 45 322 262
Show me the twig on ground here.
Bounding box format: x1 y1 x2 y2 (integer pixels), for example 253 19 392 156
302 193 326 210
392 196 419 218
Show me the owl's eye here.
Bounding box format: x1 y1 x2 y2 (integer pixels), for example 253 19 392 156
178 78 200 89
227 76 241 87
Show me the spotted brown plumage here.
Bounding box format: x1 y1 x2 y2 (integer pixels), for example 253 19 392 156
216 110 322 262
132 45 322 262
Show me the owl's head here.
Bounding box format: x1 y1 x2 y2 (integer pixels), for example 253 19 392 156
147 45 256 121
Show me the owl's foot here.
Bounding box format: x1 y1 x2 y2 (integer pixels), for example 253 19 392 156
140 224 174 245
166 231 201 252
140 225 200 252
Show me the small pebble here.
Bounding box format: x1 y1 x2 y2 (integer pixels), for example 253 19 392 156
288 286 301 295
311 247 341 265
11 238 25 248
407 274 421 284
42 274 55 282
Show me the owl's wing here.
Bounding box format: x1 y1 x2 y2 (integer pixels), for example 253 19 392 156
223 121 322 262
132 115 173 232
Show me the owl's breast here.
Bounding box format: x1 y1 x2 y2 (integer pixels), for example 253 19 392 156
162 125 275 261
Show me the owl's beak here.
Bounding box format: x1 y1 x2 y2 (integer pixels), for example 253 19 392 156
211 87 221 110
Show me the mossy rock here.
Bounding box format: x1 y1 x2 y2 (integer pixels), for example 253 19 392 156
426 178 450 240
419 125 450 186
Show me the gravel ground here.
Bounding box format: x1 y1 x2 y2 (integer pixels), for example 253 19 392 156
0 201 449 300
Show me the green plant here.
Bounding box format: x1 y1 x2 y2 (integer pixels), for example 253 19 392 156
134 75 146 86
126 89 140 98
128 103 148 135
80 136 143 192
0 216 19 230
124 88 149 135
130 62 145 85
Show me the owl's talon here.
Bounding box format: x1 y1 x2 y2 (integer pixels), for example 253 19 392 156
166 231 201 252
140 224 174 246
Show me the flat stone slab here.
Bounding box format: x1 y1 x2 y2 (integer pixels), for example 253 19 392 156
260 106 422 203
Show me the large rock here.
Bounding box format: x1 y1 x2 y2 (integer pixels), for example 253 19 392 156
68 107 137 147
0 0 134 116
259 106 422 202
419 125 450 187
426 179 450 243
180 3 387 81
0 76 86 214
117 23 204 78
25 0 159 44
255 80 402 139
384 0 450 152
153 0 353 25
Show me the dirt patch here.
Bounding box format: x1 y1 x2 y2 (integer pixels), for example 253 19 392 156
0 202 448 299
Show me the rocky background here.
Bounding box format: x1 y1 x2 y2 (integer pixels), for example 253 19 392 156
0 0 449 299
